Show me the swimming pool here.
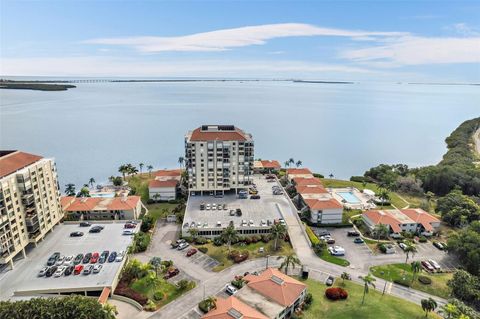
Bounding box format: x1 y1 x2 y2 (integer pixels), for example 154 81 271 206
337 191 361 204
90 192 115 198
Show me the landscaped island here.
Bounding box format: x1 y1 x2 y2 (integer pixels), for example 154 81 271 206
0 80 76 91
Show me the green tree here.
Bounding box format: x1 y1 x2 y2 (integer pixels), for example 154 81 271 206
440 303 459 319
178 157 184 169
270 223 287 251
437 191 480 227
203 296 216 312
288 158 295 166
447 222 480 276
447 270 480 305
404 242 417 265
295 160 302 168
147 165 154 176
119 164 129 180
373 224 389 242
188 228 199 242
220 224 238 253
421 298 438 317
103 303 118 317
377 188 390 208
411 261 422 284
277 253 301 275
139 163 144 173
65 183 76 196
149 257 162 278
359 273 376 305
78 186 90 198
88 177 95 188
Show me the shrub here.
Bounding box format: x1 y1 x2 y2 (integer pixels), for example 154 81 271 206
182 236 193 243
161 260 173 268
251 235 260 243
245 237 252 244
419 236 428 243
198 247 208 254
261 234 271 243
313 173 324 178
114 280 148 305
303 292 314 310
394 278 411 287
231 279 245 289
418 276 432 285
195 237 207 245
144 300 157 311
141 215 154 232
177 279 190 290
213 237 223 246
228 250 249 263
378 244 387 253
133 231 151 253
350 176 366 183
305 226 320 245
325 287 348 300
146 199 155 204
198 300 214 313
153 291 163 301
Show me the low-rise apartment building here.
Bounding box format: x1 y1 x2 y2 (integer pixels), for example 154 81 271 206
362 208 441 237
61 195 143 220
286 168 313 180
253 160 281 173
148 169 182 201
0 151 63 268
202 295 268 319
185 125 254 195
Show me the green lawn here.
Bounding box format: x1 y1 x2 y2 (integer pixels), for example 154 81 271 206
195 240 294 272
320 178 411 209
318 249 350 267
126 173 153 202
147 203 182 221
342 209 362 223
301 279 441 319
370 263 452 299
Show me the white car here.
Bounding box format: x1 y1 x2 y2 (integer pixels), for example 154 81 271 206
115 250 125 262
93 264 103 273
428 259 441 270
38 267 49 277
399 243 407 250
178 242 189 250
279 219 286 226
123 229 135 235
64 255 75 265
54 266 66 277
328 246 345 256
55 256 65 266
225 284 238 295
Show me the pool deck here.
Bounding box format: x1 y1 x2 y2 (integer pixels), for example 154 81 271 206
329 187 376 210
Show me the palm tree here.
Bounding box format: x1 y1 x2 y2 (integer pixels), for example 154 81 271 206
220 224 238 253
377 188 390 208
277 254 301 275
411 261 422 284
270 223 287 251
329 173 334 179
78 187 90 198
139 163 144 174
359 273 376 305
88 177 95 188
147 165 154 176
288 158 295 165
203 296 216 311
421 298 437 317
178 157 184 169
439 303 458 319
295 160 302 168
404 242 417 265
373 224 389 243
108 176 115 183
118 164 129 180
65 183 76 196
284 160 290 169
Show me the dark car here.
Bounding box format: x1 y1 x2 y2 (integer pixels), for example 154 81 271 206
64 265 75 276
347 230 360 237
250 194 261 199
326 276 335 286
186 248 197 257
89 226 104 233
46 266 58 277
82 253 92 264
163 267 179 279
315 230 330 237
326 238 336 244
236 208 242 216
79 222 91 227
354 237 365 244
74 253 84 265
99 251 109 263
108 251 117 263
47 252 60 266
70 231 84 237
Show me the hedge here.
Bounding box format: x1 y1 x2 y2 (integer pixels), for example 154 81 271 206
198 247 208 254
418 276 432 285
305 226 320 245
394 278 411 287
325 287 348 300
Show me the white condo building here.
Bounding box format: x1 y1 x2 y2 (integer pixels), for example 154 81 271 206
185 125 254 194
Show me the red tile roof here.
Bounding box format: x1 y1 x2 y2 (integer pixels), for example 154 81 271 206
363 210 402 233
190 126 248 141
202 296 268 319
244 268 306 307
61 196 141 211
153 169 183 177
0 151 43 178
286 168 313 175
296 185 328 195
400 209 440 232
149 179 178 188
304 198 343 210
260 160 281 169
293 177 323 187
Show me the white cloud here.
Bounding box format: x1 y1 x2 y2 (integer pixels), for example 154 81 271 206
84 23 407 52
447 23 479 36
340 36 480 66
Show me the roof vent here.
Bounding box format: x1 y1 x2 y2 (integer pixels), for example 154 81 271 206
227 308 243 319
270 275 285 285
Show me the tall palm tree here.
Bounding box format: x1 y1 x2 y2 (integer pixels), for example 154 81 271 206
329 173 334 179
288 158 295 166
220 224 238 253
270 223 287 251
295 160 302 168
284 160 290 169
373 224 389 243
421 298 437 317
404 242 417 265
147 165 154 176
178 157 184 169
118 164 129 180
359 273 376 305
277 254 301 275
139 163 144 174
377 188 390 208
439 303 458 319
411 261 422 284
203 296 216 311
88 177 95 188
65 183 76 196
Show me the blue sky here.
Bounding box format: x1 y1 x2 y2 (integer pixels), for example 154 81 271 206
1 0 479 82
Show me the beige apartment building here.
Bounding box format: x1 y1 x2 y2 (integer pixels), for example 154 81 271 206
0 151 63 268
185 125 254 194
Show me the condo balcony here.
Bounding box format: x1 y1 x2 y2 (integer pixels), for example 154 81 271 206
22 194 35 206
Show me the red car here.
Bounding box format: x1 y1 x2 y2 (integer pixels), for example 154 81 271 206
74 265 84 275
421 260 435 272
124 223 136 229
186 248 197 257
90 252 99 264
163 267 179 279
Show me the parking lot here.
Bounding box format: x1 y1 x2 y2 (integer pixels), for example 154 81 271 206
166 244 220 273
183 175 285 237
0 223 134 298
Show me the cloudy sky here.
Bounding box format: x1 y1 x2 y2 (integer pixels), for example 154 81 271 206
1 0 479 82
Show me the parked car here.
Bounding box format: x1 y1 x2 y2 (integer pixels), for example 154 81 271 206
279 218 286 226
399 242 407 250
108 251 117 263
93 264 103 273
47 252 60 266
163 267 179 279
347 230 360 237
421 260 435 272
236 208 242 216
45 266 57 277
54 266 66 277
124 223 136 229
70 231 84 237
250 194 261 199
123 229 135 235
74 265 84 275
89 226 104 233
79 222 91 227
74 253 83 265
64 255 75 266
225 285 238 295
82 253 92 264
328 246 345 256
433 241 445 250
353 237 364 244
115 250 125 262
249 188 258 195
38 267 49 277
178 242 189 250
316 229 330 237
83 265 94 275
200 203 205 210
55 256 65 266
186 248 197 257
428 259 441 270
90 252 99 263
64 265 74 276
326 276 335 286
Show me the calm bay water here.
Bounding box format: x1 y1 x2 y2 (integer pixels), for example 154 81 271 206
1 81 479 189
